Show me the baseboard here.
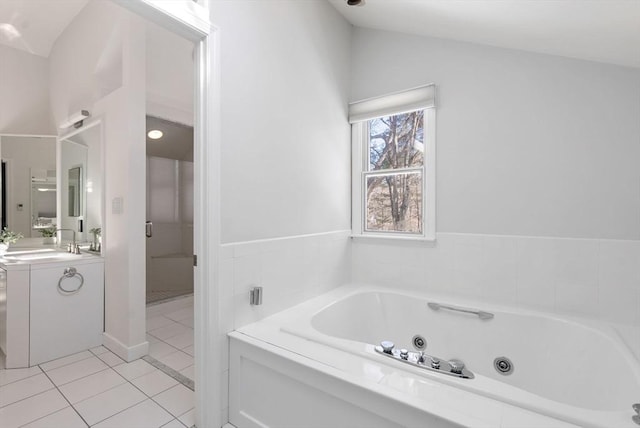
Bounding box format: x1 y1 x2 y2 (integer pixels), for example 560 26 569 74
102 332 149 362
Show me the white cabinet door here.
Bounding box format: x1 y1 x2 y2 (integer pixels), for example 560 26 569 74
29 261 104 365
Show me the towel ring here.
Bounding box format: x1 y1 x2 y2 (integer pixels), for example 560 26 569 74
57 267 84 294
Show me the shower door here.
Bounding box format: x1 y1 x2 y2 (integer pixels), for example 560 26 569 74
146 156 194 303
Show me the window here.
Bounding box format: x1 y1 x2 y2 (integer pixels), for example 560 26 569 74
350 85 436 240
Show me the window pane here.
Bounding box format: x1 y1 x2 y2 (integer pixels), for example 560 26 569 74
366 172 423 233
368 110 424 171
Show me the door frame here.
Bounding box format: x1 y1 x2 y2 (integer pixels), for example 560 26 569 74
112 1 221 426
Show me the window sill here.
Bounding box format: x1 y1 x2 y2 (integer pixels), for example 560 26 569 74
350 234 437 246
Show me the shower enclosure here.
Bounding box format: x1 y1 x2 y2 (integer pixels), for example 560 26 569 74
146 117 194 303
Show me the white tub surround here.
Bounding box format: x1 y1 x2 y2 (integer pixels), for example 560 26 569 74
352 233 640 356
230 284 639 428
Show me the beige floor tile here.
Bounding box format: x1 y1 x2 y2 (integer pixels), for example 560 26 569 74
149 341 180 359
176 317 194 328
39 350 93 372
58 368 126 404
0 389 68 427
74 382 146 426
148 323 190 341
92 399 173 428
164 308 193 323
164 330 194 350
46 356 108 386
147 315 176 331
96 351 126 367
177 408 195 427
0 373 54 408
89 346 110 356
131 369 178 397
161 419 187 428
21 406 88 428
181 345 194 357
153 384 194 418
113 359 156 381
0 366 42 387
155 351 193 372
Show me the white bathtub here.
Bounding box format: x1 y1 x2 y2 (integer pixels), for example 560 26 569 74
229 284 640 428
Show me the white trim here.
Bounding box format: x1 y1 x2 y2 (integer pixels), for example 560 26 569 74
112 0 211 41
221 230 352 248
348 84 435 123
351 125 363 236
425 108 437 240
352 107 436 241
0 134 57 138
108 2 219 427
58 119 102 141
102 332 149 361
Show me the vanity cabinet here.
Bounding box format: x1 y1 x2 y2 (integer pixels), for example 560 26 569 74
0 265 30 368
0 255 104 368
29 260 104 366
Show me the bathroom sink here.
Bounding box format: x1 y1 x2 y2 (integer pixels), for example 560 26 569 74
3 249 81 262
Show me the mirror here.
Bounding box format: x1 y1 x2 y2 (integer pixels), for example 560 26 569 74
0 136 57 237
68 166 82 217
31 169 57 231
59 121 102 247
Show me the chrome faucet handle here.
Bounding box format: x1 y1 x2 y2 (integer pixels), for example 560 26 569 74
430 356 441 369
380 341 394 354
449 359 465 374
633 403 640 414
417 351 426 364
400 349 409 360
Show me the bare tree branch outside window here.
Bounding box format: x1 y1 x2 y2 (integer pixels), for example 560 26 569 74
365 110 424 234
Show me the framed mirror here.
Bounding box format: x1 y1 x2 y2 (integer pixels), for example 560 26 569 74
67 166 82 217
58 121 102 247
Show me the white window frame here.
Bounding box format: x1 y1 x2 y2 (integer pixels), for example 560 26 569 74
350 85 436 241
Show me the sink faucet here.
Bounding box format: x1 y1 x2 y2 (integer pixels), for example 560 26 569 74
56 229 79 253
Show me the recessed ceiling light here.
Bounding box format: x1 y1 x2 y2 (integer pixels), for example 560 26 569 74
147 130 163 139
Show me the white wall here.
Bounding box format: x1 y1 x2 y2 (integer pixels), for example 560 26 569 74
49 0 148 361
145 21 194 126
212 0 352 244
350 28 640 341
351 28 640 240
211 0 353 422
0 46 54 135
0 136 56 236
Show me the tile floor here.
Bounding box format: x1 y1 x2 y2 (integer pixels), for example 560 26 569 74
0 295 195 427
145 295 194 382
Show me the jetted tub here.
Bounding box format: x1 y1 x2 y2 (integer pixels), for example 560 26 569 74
229 285 640 428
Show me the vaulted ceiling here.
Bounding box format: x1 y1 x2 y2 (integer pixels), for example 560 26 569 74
329 0 640 68
2 0 639 68
0 0 88 57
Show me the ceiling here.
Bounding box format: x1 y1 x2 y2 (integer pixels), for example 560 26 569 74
329 0 640 69
2 0 638 68
146 116 194 162
0 0 88 57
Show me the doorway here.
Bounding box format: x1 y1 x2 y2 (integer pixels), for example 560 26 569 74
145 116 194 304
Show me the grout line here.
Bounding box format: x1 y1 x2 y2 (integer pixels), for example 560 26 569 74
0 366 44 388
38 351 94 374
38 369 90 428
142 355 194 391
0 383 56 412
